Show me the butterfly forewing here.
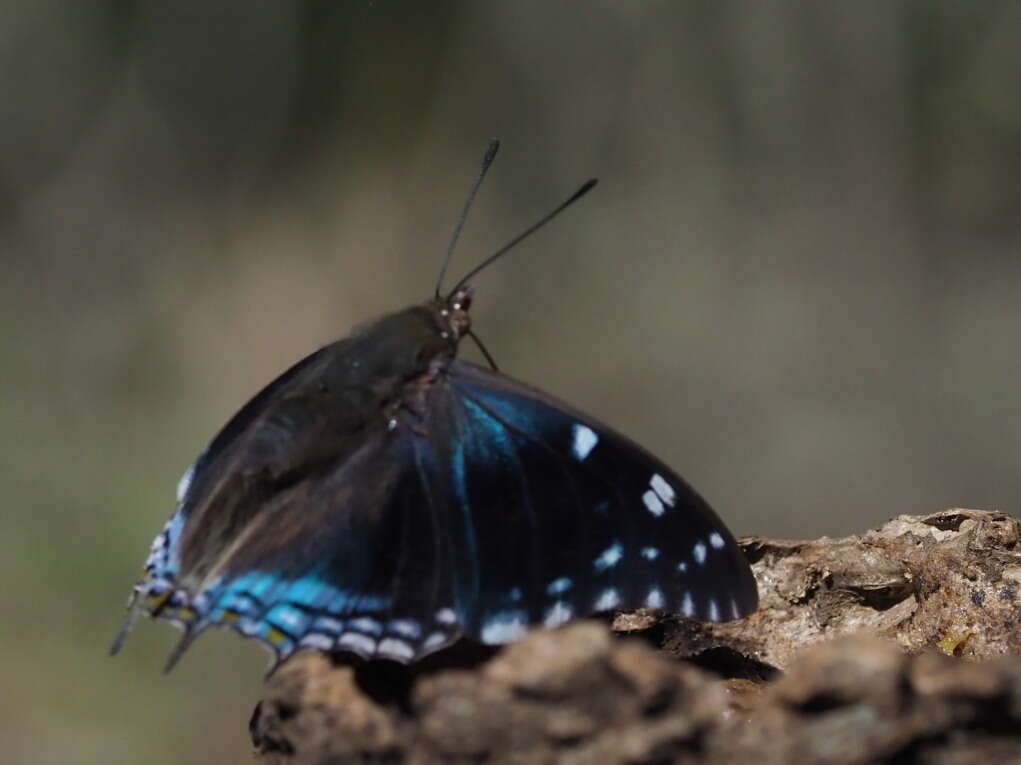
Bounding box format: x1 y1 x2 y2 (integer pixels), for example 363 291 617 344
444 360 758 638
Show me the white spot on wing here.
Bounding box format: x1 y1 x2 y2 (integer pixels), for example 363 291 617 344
481 611 528 644
350 617 382 635
708 599 720 621
594 588 621 611
706 596 722 620
423 631 448 650
650 474 676 506
338 632 376 655
643 490 665 517
547 577 572 596
572 424 599 460
378 637 415 661
693 541 707 565
544 601 573 628
388 620 422 639
681 592 695 618
240 619 261 636
314 616 344 634
594 542 624 571
299 633 334 651
641 546 659 561
435 608 457 625
709 531 726 549
677 561 688 573
645 588 665 609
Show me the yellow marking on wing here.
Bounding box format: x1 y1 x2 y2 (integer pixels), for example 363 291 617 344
266 628 288 645
146 590 172 613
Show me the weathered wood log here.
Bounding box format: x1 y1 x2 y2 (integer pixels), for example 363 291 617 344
251 509 1021 764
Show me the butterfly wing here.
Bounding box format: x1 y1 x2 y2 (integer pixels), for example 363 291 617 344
115 348 756 671
130 347 330 601
112 343 465 670
117 425 467 669
189 429 464 666
430 360 758 643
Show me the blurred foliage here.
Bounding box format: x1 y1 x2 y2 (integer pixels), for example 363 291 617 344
2 2 1019 762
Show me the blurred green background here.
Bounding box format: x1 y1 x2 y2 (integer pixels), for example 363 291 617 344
3 2 1020 762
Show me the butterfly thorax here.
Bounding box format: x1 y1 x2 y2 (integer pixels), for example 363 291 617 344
379 292 475 422
346 289 474 400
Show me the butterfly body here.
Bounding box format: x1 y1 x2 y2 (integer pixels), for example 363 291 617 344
112 150 757 673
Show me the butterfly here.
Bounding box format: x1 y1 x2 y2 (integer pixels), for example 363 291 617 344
111 140 758 673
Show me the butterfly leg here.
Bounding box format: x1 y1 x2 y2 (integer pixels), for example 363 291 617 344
109 587 147 656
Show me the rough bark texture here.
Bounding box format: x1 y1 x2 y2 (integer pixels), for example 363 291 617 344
251 509 1021 764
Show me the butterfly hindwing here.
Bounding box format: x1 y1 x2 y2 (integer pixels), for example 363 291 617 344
116 342 465 669
135 348 330 582
199 432 461 664
145 428 465 668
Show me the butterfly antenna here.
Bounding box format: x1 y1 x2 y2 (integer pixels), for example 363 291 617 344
435 139 502 299
447 178 598 298
467 329 500 371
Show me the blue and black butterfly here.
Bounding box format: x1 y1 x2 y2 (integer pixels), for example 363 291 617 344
111 141 758 672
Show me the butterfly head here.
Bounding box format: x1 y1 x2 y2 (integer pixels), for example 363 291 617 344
437 285 473 342
431 141 596 354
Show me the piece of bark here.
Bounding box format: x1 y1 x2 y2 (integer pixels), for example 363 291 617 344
631 508 1021 670
708 634 1021 765
253 622 739 765
251 509 1021 764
